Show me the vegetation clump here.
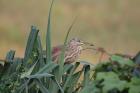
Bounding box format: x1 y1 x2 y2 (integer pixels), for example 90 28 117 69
0 0 140 93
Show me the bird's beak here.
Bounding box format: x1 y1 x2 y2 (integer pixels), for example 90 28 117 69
83 42 94 46
81 41 94 46
80 42 84 45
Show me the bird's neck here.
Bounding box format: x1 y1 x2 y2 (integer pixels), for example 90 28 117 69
67 45 83 53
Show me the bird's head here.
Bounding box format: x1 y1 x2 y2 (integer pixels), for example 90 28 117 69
68 38 94 47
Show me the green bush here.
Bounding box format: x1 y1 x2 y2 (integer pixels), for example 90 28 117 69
80 54 140 93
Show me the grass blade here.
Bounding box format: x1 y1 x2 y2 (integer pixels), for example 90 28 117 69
24 26 39 66
46 0 55 63
21 60 38 79
35 79 50 93
26 73 54 79
82 65 90 86
37 35 45 65
0 50 16 79
63 62 80 90
37 62 58 74
58 17 77 82
67 71 83 93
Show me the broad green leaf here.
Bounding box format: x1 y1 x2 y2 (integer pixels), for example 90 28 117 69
102 79 127 93
111 55 134 67
79 81 100 93
96 72 118 80
128 77 140 93
96 72 127 93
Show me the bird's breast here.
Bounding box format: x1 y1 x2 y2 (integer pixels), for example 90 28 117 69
64 46 82 63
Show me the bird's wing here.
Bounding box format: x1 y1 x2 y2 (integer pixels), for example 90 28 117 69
52 45 63 62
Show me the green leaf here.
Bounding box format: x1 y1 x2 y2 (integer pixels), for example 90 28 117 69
21 61 38 79
96 72 127 93
111 55 134 67
67 70 83 93
15 79 30 93
133 51 140 65
79 81 100 93
58 17 77 82
26 73 54 79
51 77 64 93
48 66 60 93
5 50 15 62
36 36 46 68
24 26 39 65
0 50 16 79
63 64 73 73
63 62 80 91
11 58 23 71
37 62 58 74
35 79 50 93
46 0 55 63
82 65 90 86
128 77 140 93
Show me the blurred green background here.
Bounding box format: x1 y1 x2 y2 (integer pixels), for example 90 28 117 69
0 0 140 63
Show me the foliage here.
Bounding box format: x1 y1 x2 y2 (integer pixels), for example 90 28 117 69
82 53 140 93
0 0 140 93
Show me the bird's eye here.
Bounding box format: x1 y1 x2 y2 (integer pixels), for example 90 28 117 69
71 38 81 42
78 40 81 42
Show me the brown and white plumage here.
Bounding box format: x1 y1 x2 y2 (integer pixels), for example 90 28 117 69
52 38 84 64
44 38 93 64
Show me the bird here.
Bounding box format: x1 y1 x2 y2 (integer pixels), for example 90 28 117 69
46 38 94 64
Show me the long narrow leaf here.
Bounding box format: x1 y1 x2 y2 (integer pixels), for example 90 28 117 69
58 17 77 82
37 36 46 67
24 26 39 65
21 60 38 79
37 62 58 74
63 62 80 90
1 50 16 79
35 79 50 93
67 71 83 93
46 0 55 63
52 77 64 93
48 66 60 93
82 65 90 86
26 73 54 79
